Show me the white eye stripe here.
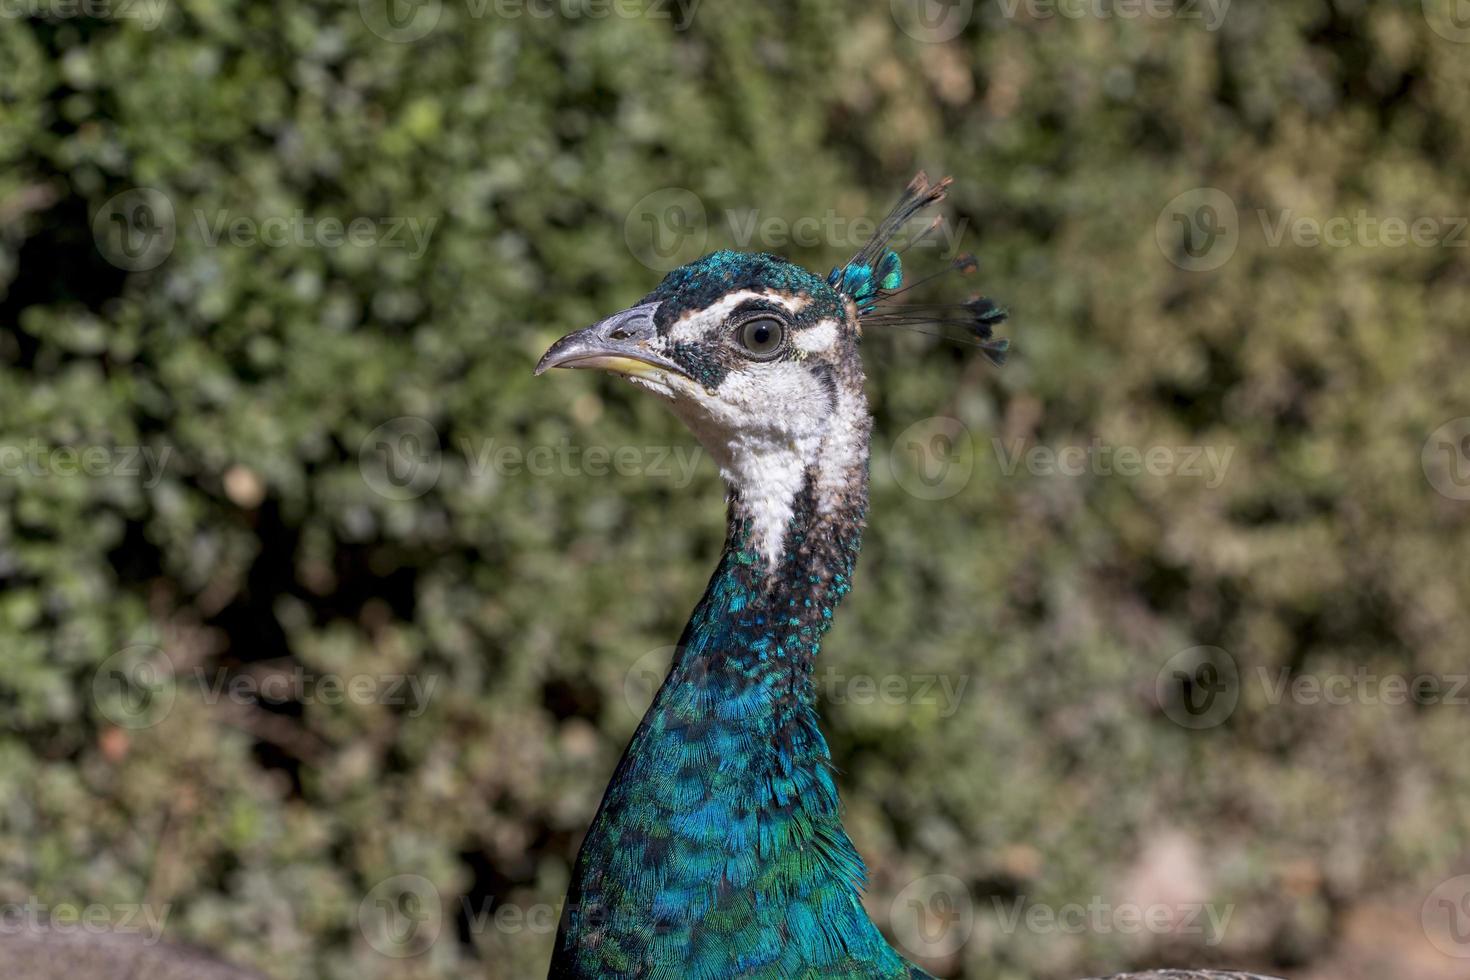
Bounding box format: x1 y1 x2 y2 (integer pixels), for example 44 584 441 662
666 290 808 343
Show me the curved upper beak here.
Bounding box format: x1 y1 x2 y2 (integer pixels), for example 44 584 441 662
534 302 689 381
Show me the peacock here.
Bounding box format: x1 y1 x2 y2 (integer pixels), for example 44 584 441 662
536 174 1281 980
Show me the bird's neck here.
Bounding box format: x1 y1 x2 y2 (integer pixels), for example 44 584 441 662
673 455 870 680
553 415 914 977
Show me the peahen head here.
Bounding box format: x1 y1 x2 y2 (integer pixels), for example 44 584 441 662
536 173 1008 571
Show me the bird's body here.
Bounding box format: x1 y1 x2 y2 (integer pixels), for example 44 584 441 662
537 175 1278 980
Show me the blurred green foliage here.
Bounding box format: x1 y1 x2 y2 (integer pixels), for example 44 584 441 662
3 1 1469 978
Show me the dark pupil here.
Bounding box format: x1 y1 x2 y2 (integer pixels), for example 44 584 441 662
743 318 781 354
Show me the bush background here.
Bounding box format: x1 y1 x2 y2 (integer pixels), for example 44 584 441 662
3 1 1469 977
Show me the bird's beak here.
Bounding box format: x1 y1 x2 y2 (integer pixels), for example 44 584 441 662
534 302 690 381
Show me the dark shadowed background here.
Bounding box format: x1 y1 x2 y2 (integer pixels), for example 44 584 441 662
3 1 1470 978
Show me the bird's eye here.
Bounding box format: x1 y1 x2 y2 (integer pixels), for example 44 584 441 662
735 316 787 360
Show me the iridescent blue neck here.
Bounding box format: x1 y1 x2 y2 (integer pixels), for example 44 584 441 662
552 462 918 978
670 476 867 684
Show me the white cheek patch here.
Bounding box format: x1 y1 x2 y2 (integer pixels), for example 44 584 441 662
792 318 839 354
668 361 832 572
665 290 809 344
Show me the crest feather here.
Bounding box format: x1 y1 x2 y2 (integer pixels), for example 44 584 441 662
830 173 1010 366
